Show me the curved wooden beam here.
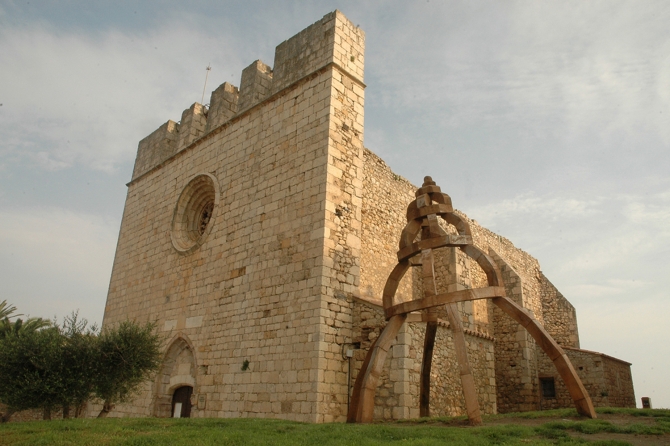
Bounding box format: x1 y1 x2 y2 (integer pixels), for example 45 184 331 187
397 234 473 262
406 203 453 221
399 219 422 250
385 286 505 319
440 212 472 236
445 302 482 425
461 245 502 287
492 296 597 419
420 321 438 417
382 261 410 310
347 314 407 423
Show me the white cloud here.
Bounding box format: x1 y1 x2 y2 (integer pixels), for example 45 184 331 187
564 279 652 299
468 186 669 306
473 193 601 223
363 1 670 181
30 151 70 171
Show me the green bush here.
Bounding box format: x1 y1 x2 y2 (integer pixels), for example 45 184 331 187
0 302 162 421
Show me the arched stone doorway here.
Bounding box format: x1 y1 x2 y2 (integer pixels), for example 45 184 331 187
171 385 193 418
153 336 197 417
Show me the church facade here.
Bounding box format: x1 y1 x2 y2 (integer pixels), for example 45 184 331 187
99 11 634 422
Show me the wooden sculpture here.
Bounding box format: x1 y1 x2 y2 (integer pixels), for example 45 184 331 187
347 177 596 424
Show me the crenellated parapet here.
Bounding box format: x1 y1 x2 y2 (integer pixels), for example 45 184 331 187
132 103 207 180
131 10 364 184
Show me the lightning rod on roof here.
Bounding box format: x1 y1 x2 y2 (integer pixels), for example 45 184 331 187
201 64 212 105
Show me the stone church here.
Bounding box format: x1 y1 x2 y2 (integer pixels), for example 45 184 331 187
99 11 635 422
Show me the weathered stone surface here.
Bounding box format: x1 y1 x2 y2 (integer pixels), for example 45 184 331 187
537 347 635 410
83 10 634 426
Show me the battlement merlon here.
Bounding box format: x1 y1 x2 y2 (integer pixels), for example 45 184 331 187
238 60 273 113
131 10 364 181
176 103 207 150
206 82 239 133
271 10 364 93
132 120 178 180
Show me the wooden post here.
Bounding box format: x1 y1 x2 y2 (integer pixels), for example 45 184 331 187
444 302 482 425
420 320 437 417
418 230 439 417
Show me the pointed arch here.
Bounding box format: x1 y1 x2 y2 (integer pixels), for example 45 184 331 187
152 334 198 417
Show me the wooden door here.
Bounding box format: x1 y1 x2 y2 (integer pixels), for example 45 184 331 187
171 386 193 418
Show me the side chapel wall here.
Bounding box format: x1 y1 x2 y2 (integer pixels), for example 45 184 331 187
537 348 635 410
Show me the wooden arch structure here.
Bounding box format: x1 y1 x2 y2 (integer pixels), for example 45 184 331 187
347 177 596 424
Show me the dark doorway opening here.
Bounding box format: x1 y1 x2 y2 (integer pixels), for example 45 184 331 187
171 386 193 418
540 377 556 398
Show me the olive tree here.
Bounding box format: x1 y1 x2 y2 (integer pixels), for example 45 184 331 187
94 320 162 417
0 301 162 421
58 313 99 418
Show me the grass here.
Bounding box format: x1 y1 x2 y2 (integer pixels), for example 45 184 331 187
1 408 668 445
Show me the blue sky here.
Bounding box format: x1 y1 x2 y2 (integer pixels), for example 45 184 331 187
1 0 669 409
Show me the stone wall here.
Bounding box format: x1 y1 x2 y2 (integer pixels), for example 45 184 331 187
132 120 178 180
315 11 366 421
359 149 419 305
100 11 365 423
539 273 580 348
0 405 66 422
537 347 635 410
271 12 364 94
350 297 407 419
350 298 496 420
488 251 540 412
455 219 567 414
411 321 497 417
599 354 636 408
